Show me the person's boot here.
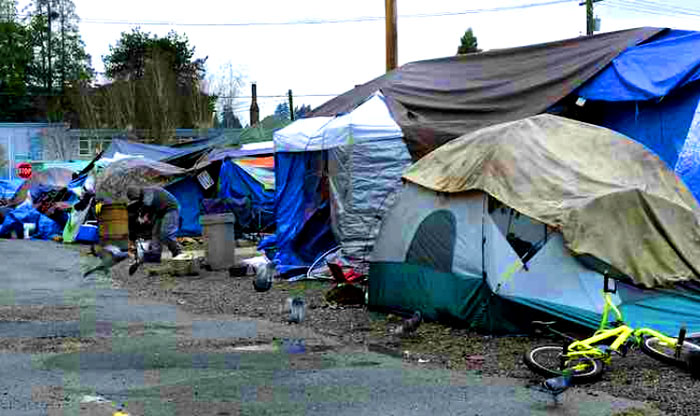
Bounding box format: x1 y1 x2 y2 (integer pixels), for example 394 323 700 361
128 260 141 276
168 241 182 258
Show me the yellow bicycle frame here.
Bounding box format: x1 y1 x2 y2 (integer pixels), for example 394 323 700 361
563 291 678 364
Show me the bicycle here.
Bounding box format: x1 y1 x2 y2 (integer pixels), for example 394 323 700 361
524 274 700 383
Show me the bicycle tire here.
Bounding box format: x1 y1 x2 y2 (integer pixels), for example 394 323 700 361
524 345 605 383
640 335 700 368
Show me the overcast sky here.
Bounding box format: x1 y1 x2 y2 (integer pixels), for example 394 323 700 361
17 0 700 126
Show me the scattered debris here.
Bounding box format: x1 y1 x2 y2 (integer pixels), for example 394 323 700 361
324 283 365 305
253 260 275 292
81 395 110 404
392 311 422 336
84 245 129 277
286 297 306 324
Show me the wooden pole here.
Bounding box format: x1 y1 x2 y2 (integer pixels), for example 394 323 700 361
288 90 294 121
385 0 397 72
47 0 52 94
586 0 593 35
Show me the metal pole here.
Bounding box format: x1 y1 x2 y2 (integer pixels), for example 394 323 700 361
288 89 294 121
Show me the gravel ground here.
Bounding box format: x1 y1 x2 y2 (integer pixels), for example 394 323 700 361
104 240 700 416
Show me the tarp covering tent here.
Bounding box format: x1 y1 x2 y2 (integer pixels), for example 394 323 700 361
0 199 62 240
94 157 186 204
405 114 700 289
560 29 700 203
371 114 700 335
309 27 662 160
103 134 240 168
271 93 412 273
95 157 211 237
217 157 275 235
103 139 182 163
193 141 274 170
165 176 204 236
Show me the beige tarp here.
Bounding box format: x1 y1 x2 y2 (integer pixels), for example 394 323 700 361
403 114 700 288
95 157 186 204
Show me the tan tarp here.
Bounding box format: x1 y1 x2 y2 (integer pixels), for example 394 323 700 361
95 157 186 204
403 114 700 288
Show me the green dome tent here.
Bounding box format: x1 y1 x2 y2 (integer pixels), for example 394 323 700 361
370 114 700 335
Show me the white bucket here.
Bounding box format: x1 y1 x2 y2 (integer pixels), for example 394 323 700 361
23 223 36 239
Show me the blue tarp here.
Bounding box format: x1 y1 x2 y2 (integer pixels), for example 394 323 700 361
217 159 275 232
571 29 700 202
269 152 336 274
590 84 700 169
165 177 204 237
0 179 24 199
578 30 700 101
0 200 61 240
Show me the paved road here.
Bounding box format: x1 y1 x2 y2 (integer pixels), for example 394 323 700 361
0 240 663 416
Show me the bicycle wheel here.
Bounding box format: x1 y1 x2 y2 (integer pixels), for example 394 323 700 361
524 345 605 383
640 335 700 367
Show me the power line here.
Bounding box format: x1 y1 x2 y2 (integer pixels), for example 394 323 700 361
603 0 700 18
632 0 700 15
613 0 700 17
221 94 340 99
3 1 577 27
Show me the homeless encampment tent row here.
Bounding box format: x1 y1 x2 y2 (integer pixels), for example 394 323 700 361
0 132 277 243
369 114 700 336
267 93 412 276
97 138 275 239
263 28 671 277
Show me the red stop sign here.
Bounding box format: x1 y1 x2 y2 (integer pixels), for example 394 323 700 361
16 163 32 179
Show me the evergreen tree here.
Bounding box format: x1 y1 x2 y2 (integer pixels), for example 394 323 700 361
457 28 481 55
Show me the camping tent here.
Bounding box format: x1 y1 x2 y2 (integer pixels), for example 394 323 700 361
270 93 413 274
370 114 700 335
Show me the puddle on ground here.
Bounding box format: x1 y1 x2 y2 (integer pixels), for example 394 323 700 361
229 344 276 352
227 343 337 353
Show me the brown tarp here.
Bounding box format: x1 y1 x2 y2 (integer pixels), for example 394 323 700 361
310 27 664 160
403 114 700 289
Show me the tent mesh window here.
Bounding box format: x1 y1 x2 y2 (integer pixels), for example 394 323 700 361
488 196 548 263
405 209 456 273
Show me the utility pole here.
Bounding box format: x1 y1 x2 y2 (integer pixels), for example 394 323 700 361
580 0 604 36
385 0 397 72
47 0 52 94
60 0 65 92
288 89 294 121
249 83 259 127
586 0 593 35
